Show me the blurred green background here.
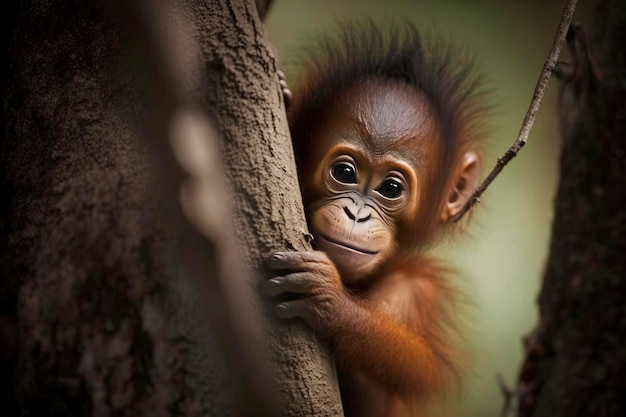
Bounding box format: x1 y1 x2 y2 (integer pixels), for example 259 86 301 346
265 1 592 416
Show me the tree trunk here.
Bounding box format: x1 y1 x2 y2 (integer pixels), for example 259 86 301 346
185 0 343 415
0 0 342 416
516 1 626 416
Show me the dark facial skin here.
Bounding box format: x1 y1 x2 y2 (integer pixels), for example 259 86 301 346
304 78 440 284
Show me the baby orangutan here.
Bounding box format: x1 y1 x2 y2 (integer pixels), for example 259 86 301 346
266 21 485 416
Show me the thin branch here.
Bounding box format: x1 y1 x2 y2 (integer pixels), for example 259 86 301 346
497 373 518 417
452 0 578 222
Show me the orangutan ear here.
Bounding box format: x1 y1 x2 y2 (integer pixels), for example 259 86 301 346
440 150 481 222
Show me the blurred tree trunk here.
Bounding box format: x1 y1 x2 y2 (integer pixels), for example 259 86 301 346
0 0 341 416
516 1 626 416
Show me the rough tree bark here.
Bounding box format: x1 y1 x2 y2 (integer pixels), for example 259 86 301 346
516 0 626 416
0 0 341 416
185 0 343 415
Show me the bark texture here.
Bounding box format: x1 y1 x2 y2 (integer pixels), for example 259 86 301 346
0 2 229 416
0 0 341 416
516 1 626 416
185 1 343 415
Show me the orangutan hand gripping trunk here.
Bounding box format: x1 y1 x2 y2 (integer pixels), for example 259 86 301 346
266 21 486 416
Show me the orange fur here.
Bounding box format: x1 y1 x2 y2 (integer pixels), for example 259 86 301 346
334 259 464 416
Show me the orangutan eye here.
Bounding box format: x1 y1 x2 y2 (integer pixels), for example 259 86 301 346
331 162 357 184
378 178 403 199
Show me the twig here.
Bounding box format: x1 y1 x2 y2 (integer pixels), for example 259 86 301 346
452 0 578 222
497 373 518 417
